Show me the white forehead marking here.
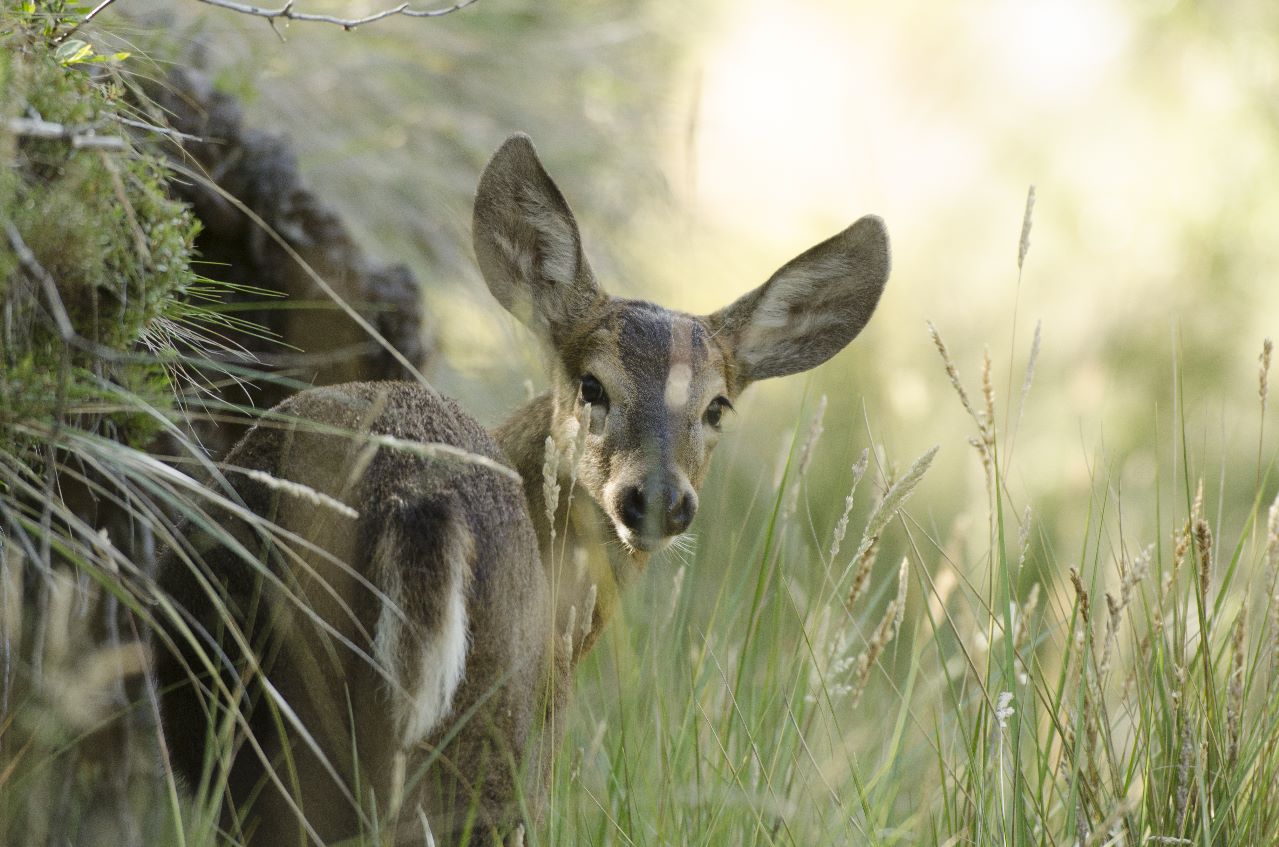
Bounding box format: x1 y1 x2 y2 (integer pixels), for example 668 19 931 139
664 317 695 412
664 363 692 412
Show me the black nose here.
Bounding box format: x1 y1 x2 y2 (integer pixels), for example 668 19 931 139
619 482 697 537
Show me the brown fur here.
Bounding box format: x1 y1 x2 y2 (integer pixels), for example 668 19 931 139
155 134 891 845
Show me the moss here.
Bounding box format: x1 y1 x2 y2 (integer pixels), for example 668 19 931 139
0 4 203 452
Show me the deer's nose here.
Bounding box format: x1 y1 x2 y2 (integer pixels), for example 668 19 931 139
619 481 697 537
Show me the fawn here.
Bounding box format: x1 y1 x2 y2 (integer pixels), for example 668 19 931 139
155 134 890 845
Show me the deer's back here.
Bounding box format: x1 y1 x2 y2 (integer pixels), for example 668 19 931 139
156 381 550 843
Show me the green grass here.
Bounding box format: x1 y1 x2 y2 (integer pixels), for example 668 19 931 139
5 205 1277 845
540 328 1278 846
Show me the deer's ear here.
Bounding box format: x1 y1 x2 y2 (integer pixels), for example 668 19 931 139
472 134 602 345
707 216 890 387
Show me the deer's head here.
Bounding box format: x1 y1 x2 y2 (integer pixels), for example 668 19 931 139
473 135 890 553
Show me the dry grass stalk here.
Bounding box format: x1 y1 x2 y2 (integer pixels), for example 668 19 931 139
1070 567 1092 627
1016 506 1033 573
564 409 586 492
1194 518 1213 612
839 446 936 610
1174 715 1196 832
1012 582 1040 683
1017 185 1036 271
827 449 870 566
240 468 359 519
1227 607 1247 769
542 434 561 544
1165 519 1192 610
970 347 997 493
1100 591 1122 678
1011 320 1042 447
786 395 827 517
1101 544 1152 677
981 347 996 435
562 604 577 658
927 321 981 428
848 557 909 707
1084 795 1137 847
1066 566 1102 773
844 533 882 614
1022 321 1042 403
1261 337 1273 414
928 322 995 498
796 395 827 480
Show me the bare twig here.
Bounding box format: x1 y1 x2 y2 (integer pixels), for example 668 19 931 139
53 0 121 44
192 0 480 31
2 117 125 151
4 222 75 341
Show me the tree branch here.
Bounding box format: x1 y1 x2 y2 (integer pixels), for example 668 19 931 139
2 117 126 151
191 0 480 31
5 222 76 341
53 0 122 44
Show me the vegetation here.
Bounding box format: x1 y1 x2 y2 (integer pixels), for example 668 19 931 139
548 221 1279 844
2 2 1277 846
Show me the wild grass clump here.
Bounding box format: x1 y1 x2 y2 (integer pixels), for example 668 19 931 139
549 209 1278 846
0 7 267 843
922 323 1279 846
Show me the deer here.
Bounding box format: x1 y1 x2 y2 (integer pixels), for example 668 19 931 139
154 133 890 845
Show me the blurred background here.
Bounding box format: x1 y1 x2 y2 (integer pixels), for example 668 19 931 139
117 0 1279 563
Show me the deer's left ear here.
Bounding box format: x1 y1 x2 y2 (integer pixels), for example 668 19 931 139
707 215 890 387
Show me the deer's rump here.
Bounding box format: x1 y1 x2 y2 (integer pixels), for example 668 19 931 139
154 381 548 844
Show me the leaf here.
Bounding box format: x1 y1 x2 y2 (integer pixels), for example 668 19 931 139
55 40 95 66
86 52 132 66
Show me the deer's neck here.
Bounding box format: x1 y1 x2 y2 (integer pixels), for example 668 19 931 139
492 393 646 664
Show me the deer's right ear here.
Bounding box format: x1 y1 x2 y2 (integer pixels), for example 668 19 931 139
473 134 601 344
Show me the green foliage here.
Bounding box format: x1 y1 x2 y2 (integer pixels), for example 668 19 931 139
1 4 202 452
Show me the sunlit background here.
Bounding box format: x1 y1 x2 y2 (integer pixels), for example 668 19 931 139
144 0 1279 558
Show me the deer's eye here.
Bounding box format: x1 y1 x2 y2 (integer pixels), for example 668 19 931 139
704 396 731 429
579 374 608 407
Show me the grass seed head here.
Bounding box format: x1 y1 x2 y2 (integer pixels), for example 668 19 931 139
1194 518 1213 605
827 448 870 565
542 434 561 542
927 321 980 427
1018 184 1036 271
1261 337 1273 411
848 558 909 707
1227 607 1247 768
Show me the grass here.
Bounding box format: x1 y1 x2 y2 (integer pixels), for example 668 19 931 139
538 327 1278 846
5 216 1278 845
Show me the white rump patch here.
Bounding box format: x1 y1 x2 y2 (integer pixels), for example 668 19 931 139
400 576 469 746
373 519 473 749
